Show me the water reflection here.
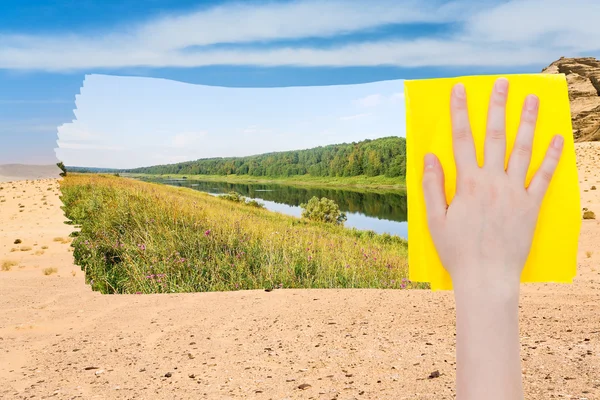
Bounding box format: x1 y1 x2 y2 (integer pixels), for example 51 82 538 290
139 178 408 238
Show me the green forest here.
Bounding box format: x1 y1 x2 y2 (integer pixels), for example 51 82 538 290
123 136 406 178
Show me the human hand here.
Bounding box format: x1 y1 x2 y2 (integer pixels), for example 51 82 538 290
421 77 565 399
422 77 564 292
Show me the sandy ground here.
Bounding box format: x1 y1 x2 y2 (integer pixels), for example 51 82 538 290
0 144 599 400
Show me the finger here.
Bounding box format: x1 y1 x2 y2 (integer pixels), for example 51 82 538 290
450 83 478 178
483 78 509 171
527 135 564 204
506 95 539 185
422 153 447 227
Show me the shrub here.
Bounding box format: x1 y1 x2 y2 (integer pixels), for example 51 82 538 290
2 260 18 271
246 199 265 208
57 161 67 177
583 210 596 220
219 192 265 208
300 196 347 225
219 191 245 203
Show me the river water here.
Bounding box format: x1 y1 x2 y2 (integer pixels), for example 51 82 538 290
139 178 408 239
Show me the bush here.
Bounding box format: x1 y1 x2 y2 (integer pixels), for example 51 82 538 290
220 191 245 203
300 196 347 225
57 161 67 177
219 192 265 208
246 199 265 208
583 210 596 220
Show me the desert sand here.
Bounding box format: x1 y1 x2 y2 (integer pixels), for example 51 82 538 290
0 164 62 183
0 144 599 400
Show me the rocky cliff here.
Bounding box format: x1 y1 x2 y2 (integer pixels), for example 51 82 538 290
542 57 600 142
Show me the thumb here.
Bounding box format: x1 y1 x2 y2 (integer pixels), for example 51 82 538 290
422 153 447 226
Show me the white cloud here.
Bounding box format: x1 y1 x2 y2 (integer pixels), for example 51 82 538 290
0 0 597 71
171 131 207 148
390 92 405 102
340 113 372 121
356 94 383 108
57 142 124 151
242 125 272 135
57 122 99 141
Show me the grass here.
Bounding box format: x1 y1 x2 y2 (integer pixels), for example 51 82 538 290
59 173 420 294
43 267 58 275
2 260 18 271
19 246 32 252
124 172 407 191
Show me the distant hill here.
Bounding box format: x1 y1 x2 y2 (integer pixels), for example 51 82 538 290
542 57 600 142
120 136 407 179
0 164 62 182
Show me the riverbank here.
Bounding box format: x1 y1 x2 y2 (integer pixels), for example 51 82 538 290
123 172 406 191
59 173 413 294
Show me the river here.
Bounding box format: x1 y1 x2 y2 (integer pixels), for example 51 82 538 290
138 178 408 239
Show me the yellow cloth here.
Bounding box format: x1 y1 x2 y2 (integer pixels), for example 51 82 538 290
404 74 581 291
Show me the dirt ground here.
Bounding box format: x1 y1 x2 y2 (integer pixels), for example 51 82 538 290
1 143 599 399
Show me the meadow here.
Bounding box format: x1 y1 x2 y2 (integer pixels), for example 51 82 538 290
59 174 423 294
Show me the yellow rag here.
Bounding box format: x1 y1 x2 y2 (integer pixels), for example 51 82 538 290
404 74 581 291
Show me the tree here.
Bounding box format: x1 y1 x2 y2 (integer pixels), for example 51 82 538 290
300 197 347 225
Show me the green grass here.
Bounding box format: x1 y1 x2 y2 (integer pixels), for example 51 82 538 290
59 173 420 294
122 172 406 191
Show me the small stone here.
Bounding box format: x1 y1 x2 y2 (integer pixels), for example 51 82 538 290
428 370 440 379
298 383 311 390
165 372 172 378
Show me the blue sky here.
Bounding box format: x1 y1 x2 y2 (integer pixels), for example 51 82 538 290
56 75 405 168
1 0 599 166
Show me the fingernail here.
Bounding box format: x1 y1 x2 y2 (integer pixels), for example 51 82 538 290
552 135 564 149
453 83 466 100
525 95 538 111
424 153 436 170
495 78 509 95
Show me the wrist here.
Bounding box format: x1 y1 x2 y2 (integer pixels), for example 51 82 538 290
452 267 521 305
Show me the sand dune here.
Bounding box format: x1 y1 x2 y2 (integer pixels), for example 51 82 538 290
0 144 599 399
0 164 62 183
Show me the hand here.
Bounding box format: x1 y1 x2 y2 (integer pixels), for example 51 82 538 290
421 77 564 400
422 78 564 292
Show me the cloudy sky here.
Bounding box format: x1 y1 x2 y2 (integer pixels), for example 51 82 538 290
1 0 599 165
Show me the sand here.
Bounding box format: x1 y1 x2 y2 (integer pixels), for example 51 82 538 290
0 164 62 183
0 144 599 399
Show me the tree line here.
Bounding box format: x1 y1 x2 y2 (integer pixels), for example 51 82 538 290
123 136 406 178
